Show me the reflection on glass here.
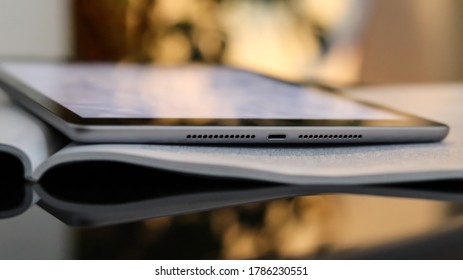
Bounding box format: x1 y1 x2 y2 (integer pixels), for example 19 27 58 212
73 195 463 260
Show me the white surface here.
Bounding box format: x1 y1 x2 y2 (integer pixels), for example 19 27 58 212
33 84 463 185
0 92 65 179
0 0 71 59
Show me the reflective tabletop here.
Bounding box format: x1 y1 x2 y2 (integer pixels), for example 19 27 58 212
2 186 463 260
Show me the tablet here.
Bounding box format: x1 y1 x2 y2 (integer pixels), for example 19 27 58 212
0 62 449 144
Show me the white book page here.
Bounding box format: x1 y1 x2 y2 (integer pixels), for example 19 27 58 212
0 91 66 180
34 84 463 185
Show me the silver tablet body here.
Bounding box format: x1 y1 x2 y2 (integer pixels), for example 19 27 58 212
0 63 449 144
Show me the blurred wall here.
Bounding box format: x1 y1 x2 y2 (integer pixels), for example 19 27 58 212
359 0 463 84
0 0 71 60
1 0 463 84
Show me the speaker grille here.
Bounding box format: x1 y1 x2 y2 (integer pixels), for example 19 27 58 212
298 134 362 140
187 134 256 140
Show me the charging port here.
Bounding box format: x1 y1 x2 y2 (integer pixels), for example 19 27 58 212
268 134 286 141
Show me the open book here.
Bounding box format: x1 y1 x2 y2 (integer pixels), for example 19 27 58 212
1 84 463 227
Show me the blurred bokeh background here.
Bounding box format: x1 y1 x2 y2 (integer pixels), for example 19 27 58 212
2 0 463 85
1 0 463 260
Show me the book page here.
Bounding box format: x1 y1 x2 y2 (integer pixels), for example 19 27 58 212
33 140 462 186
0 91 67 180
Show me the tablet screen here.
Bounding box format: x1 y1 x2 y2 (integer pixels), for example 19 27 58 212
1 63 402 120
